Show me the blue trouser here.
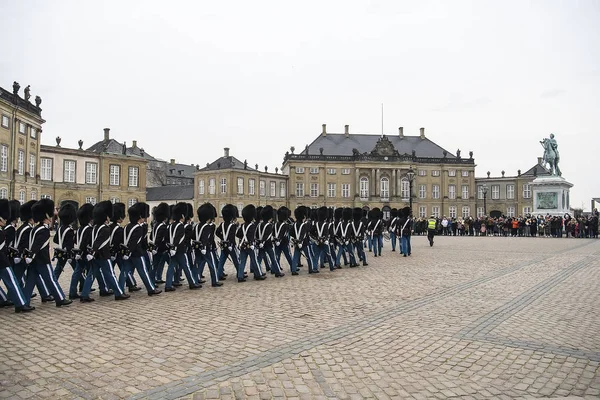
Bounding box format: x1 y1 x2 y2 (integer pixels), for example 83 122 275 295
218 247 243 281
13 261 51 297
90 258 124 297
292 245 313 273
115 256 137 289
275 243 293 272
354 242 367 264
166 252 197 289
260 246 282 275
0 286 7 302
312 243 335 271
390 232 397 251
119 256 155 293
69 258 87 297
195 250 219 286
81 258 103 298
238 248 263 278
54 258 72 280
151 252 169 281
401 235 412 255
370 236 380 256
336 242 356 266
1 266 27 307
307 243 318 271
24 263 66 305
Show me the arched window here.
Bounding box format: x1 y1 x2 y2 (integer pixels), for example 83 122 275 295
30 191 37 200
380 177 389 199
128 198 138 207
19 190 25 204
360 177 369 199
0 188 7 199
401 178 410 198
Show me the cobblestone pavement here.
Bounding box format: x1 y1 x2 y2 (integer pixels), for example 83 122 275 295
1 237 599 399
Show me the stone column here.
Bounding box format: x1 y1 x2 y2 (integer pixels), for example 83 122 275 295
355 168 360 197
375 169 380 198
392 169 397 197
371 168 375 199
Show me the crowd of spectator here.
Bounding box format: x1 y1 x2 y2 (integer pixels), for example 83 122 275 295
411 210 599 239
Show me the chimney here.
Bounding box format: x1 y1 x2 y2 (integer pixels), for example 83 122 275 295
170 159 175 165
537 157 543 165
419 127 425 139
224 147 230 157
132 140 137 148
322 124 327 137
104 128 110 141
399 127 404 138
344 125 349 137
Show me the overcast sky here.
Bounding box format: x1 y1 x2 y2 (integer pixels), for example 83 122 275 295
2 0 599 210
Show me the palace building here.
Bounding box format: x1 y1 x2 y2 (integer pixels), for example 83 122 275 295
281 124 477 219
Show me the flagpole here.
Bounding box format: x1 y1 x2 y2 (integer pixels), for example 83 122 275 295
381 103 384 137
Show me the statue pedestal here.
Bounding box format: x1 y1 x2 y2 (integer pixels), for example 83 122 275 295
531 175 573 216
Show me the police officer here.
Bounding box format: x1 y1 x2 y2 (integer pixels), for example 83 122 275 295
427 214 437 247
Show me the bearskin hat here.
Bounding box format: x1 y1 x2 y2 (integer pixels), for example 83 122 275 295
197 203 213 223
153 202 169 223
222 204 235 222
59 203 77 226
0 199 10 222
19 200 36 222
353 207 363 222
185 203 194 221
171 202 187 222
76 203 93 226
277 206 288 222
128 202 144 223
168 204 174 221
32 198 55 223
371 207 381 220
208 203 217 220
334 208 343 221
400 207 412 218
260 205 274 222
7 200 21 223
391 208 398 218
327 207 334 221
141 202 150 219
242 204 256 223
93 200 113 225
362 209 368 218
317 206 328 222
256 206 263 221
294 206 306 221
342 207 352 222
309 208 318 221
233 205 240 219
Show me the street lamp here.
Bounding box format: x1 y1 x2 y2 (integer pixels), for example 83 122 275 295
406 167 415 210
482 184 488 216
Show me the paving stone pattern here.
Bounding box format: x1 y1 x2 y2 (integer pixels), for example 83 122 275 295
1 237 599 399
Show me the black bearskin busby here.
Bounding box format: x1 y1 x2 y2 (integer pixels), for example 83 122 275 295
261 205 274 222
0 199 10 222
153 202 169 223
93 200 113 225
128 202 144 223
77 203 94 226
343 207 353 222
171 202 187 222
294 206 306 222
58 203 77 226
390 208 398 219
353 207 363 222
317 206 328 222
32 198 55 224
111 202 126 223
334 208 343 221
186 203 194 221
7 200 20 224
20 200 37 222
197 203 213 223
277 206 288 222
242 204 256 223
222 204 235 222
400 207 412 218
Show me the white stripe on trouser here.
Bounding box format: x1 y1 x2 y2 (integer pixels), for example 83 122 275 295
183 253 193 277
98 266 108 290
210 252 219 282
107 260 124 295
0 287 7 301
271 250 282 273
307 245 315 268
139 256 154 290
251 251 263 275
45 264 64 300
38 271 50 295
7 269 26 305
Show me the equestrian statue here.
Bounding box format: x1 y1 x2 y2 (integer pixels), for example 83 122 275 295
540 133 561 176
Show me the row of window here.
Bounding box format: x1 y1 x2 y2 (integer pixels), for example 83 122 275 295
295 167 471 177
198 178 286 197
38 158 139 186
0 116 37 139
417 206 530 218
0 188 49 203
0 145 36 176
477 184 531 200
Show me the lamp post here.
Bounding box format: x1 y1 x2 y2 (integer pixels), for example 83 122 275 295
482 184 488 216
406 167 415 210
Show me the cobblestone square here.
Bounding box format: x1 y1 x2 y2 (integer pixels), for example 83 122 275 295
1 236 599 399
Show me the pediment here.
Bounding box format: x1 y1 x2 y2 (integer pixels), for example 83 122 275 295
370 135 399 157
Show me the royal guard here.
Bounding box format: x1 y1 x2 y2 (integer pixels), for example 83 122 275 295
397 207 413 257
53 203 76 280
337 208 357 268
193 203 222 287
23 199 72 307
367 208 383 257
352 208 368 266
164 203 201 291
256 205 285 277
108 202 139 293
149 202 169 284
216 204 243 282
310 206 335 272
236 204 266 280
290 206 313 275
388 208 399 252
273 207 293 273
70 204 95 299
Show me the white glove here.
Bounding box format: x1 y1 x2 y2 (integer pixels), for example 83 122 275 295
250 245 255 251
151 250 157 255
13 257 21 264
169 250 176 257
324 240 329 246
25 257 33 265
110 256 116 262
259 243 264 249
275 241 280 247
86 254 94 261
201 249 207 255
228 246 233 252
67 259 73 264
298 244 303 249
75 254 82 261
122 255 130 260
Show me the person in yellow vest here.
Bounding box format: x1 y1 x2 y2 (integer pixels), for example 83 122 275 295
427 215 437 247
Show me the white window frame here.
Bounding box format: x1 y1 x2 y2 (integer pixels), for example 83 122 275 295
128 198 137 207
448 170 456 177
18 150 24 175
40 194 51 200
128 166 139 187
341 168 351 175
461 185 469 199
418 206 426 218
449 206 457 218
380 177 389 199
431 170 440 177
249 179 255 195
259 180 266 196
110 165 120 186
296 183 304 197
327 168 336 175
85 162 98 184
491 185 500 200
30 191 37 200
220 178 227 194
432 184 440 199
477 207 485 218
85 197 97 205
19 122 26 134
462 206 470 219
477 185 484 200
310 183 319 197
400 178 410 199
506 184 515 199
30 127 37 139
523 184 531 199
448 185 456 200
419 184 426 199
0 188 7 199
63 160 75 183
1 145 8 172
1 116 9 128
29 154 36 176
461 170 469 177
295 167 305 174
279 182 286 197
327 183 336 198
237 177 244 194
18 190 25 204
418 169 426 176
360 177 369 199
507 206 515 218
309 167 319 174
270 181 276 197
199 179 205 195
523 207 532 215
342 183 350 198
110 197 120 204
209 178 216 194
432 206 440 218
